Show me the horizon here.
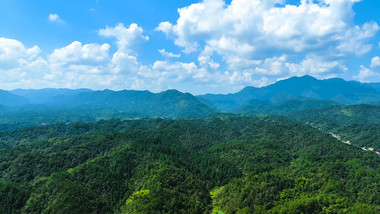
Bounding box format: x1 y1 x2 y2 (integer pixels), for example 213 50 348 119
3 75 380 96
1 0 380 94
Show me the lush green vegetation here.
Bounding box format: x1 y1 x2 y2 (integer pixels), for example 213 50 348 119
1 115 379 213
291 104 380 149
239 98 338 115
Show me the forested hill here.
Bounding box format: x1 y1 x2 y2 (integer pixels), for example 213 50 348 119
290 104 380 149
49 89 216 118
0 90 29 106
1 75 380 119
6 88 216 117
1 115 379 213
0 89 217 131
199 75 380 111
10 88 93 104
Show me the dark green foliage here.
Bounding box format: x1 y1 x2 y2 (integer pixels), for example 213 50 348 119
213 157 380 213
291 104 380 148
23 172 105 214
239 98 339 115
291 105 380 128
121 163 211 214
336 123 380 148
0 115 379 213
0 181 30 214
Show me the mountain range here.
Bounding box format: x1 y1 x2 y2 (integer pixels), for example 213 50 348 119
199 75 380 111
1 75 379 118
1 76 380 213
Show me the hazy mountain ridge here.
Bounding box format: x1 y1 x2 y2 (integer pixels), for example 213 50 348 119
199 75 380 111
47 89 216 117
0 89 217 131
10 88 93 104
1 76 379 124
369 83 380 92
0 90 30 106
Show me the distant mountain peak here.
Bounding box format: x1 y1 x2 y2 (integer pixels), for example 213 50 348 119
199 75 380 111
294 75 317 80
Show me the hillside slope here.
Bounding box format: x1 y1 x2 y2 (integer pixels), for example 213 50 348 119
199 75 380 111
0 116 379 213
0 90 29 106
290 104 380 148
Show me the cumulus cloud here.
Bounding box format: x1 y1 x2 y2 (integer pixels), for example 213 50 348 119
49 41 110 66
99 23 149 53
156 22 173 35
0 38 49 88
0 25 230 92
157 0 379 78
99 23 149 76
43 41 112 86
158 49 181 58
0 38 40 69
2 4 380 95
285 54 347 77
370 56 380 68
354 65 380 82
198 46 220 70
49 14 64 23
0 36 278 93
0 24 152 90
254 55 287 76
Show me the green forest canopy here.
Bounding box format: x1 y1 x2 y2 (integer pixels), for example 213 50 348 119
0 115 379 213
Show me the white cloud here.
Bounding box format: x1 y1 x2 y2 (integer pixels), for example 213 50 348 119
157 0 379 77
336 22 379 56
0 36 272 93
158 49 181 58
49 41 110 65
155 22 173 35
370 56 380 68
0 38 48 89
49 14 64 23
148 60 268 93
110 51 139 74
45 41 111 84
99 23 149 75
99 23 149 53
354 65 380 82
285 54 347 78
198 46 220 69
254 55 287 76
23 23 152 90
0 37 40 69
3 8 380 94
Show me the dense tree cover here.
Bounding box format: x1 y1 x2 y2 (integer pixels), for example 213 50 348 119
239 99 338 115
335 124 380 148
291 105 380 128
0 89 216 132
0 115 379 213
291 104 380 149
0 108 97 132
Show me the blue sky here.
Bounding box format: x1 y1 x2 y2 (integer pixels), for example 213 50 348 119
0 0 379 94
